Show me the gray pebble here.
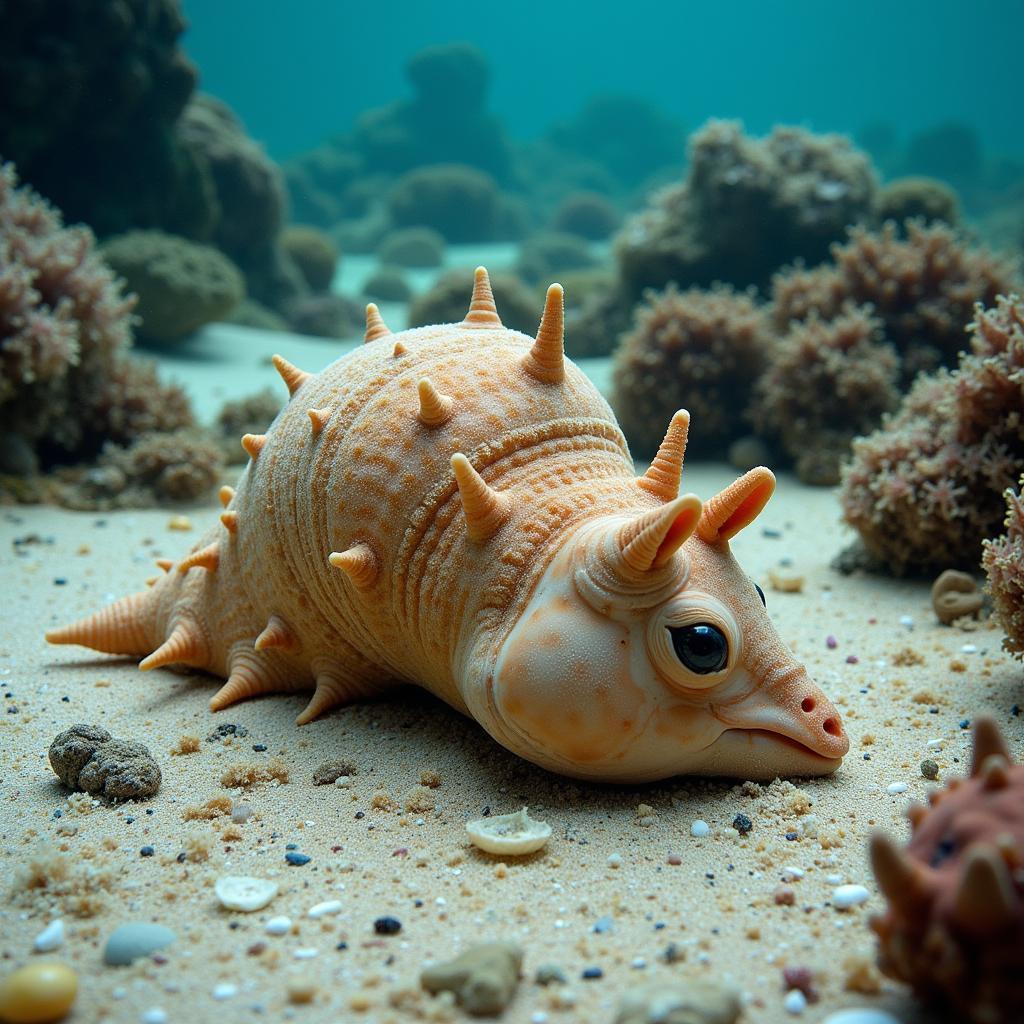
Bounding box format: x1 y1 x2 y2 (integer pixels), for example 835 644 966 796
920 759 939 780
535 963 567 986
104 922 177 965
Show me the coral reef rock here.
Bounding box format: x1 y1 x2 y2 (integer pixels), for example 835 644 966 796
281 225 339 293
870 718 1024 1024
983 476 1024 656
612 284 771 458
420 942 523 1016
614 979 742 1024
49 723 161 800
840 295 1024 574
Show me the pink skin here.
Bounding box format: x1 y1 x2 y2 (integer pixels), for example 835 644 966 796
464 511 848 783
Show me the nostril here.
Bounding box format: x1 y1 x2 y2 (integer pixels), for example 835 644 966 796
823 717 841 737
801 697 816 713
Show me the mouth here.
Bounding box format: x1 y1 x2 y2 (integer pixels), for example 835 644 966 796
709 727 845 779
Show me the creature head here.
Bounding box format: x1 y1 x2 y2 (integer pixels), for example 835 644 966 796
473 410 848 782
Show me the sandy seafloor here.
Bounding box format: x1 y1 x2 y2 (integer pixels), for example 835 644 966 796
2 249 1023 1024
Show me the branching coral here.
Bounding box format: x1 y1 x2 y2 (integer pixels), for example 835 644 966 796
840 295 1024 574
751 306 900 485
869 718 1024 1024
983 477 1024 656
611 285 772 458
101 230 244 342
772 221 1019 380
616 120 877 298
0 162 191 466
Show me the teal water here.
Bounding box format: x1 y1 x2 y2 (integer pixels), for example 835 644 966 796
183 0 1024 161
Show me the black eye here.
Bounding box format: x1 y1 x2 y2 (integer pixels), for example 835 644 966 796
669 623 729 674
755 583 766 606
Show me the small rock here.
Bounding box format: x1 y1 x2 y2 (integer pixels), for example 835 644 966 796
784 989 807 1014
535 964 567 986
821 1011 902 1024
308 900 343 919
690 820 710 838
285 851 311 866
103 923 176 965
885 782 907 795
215 876 278 912
613 979 742 1024
832 884 870 910
732 814 752 835
33 919 65 953
312 759 357 785
0 961 78 1023
265 916 292 936
920 759 939 780
768 568 805 594
374 916 401 935
49 723 160 800
421 942 523 1016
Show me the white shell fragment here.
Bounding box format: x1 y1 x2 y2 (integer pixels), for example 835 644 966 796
215 875 279 912
33 919 65 952
832 884 870 909
466 806 551 855
308 899 343 919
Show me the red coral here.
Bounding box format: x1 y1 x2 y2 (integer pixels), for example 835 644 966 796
870 719 1024 1024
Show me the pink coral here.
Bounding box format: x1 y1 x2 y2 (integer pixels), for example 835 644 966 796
870 719 1024 1024
983 477 1024 657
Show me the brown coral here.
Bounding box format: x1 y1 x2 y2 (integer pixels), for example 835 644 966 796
773 221 1020 381
983 477 1024 656
869 718 1024 1024
751 306 899 484
611 284 772 457
840 295 1024 574
49 723 161 800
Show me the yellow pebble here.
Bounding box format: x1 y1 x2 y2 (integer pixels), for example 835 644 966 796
0 961 77 1023
167 515 192 531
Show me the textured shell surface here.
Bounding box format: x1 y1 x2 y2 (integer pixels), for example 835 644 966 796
48 268 849 782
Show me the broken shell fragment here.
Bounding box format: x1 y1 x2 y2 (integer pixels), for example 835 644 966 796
215 875 279 912
466 806 551 855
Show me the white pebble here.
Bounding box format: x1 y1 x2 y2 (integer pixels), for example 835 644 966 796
825 873 844 885
690 819 710 837
631 957 646 969
33 918 65 952
961 643 977 653
822 1010 903 1024
230 802 253 824
784 989 807 1014
781 865 804 881
899 615 914 628
265 916 292 935
832 884 870 909
531 1014 549 1024
308 899 343 919
212 983 237 1000
886 782 908 795
142 1011 168 1024
607 853 622 869
293 947 319 959
334 775 351 788
215 876 278 912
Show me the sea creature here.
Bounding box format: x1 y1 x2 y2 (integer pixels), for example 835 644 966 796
869 718 1024 1024
47 269 848 782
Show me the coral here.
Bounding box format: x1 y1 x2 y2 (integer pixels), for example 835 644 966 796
100 231 244 342
611 284 772 457
49 723 161 800
420 942 523 1015
285 294 361 340
551 191 621 240
281 225 338 293
544 95 685 189
877 177 960 227
352 42 512 183
750 307 900 485
408 269 538 336
931 569 984 625
376 227 445 268
617 120 877 298
0 162 196 466
215 388 283 465
386 164 515 244
840 295 1024 574
46 269 849 784
869 718 1024 1024
0 0 201 238
983 477 1024 656
772 221 1019 380
362 265 411 303
515 232 596 285
226 299 288 332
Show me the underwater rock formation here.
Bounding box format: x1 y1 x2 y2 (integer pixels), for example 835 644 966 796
362 265 412 303
376 227 445 268
0 163 192 469
751 307 900 485
215 389 283 466
840 295 1024 575
408 269 539 336
876 177 960 227
611 284 771 458
515 231 596 285
616 120 878 298
551 190 621 241
281 225 339 293
772 221 1019 381
869 718 1024 1024
101 230 244 343
983 477 1024 657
